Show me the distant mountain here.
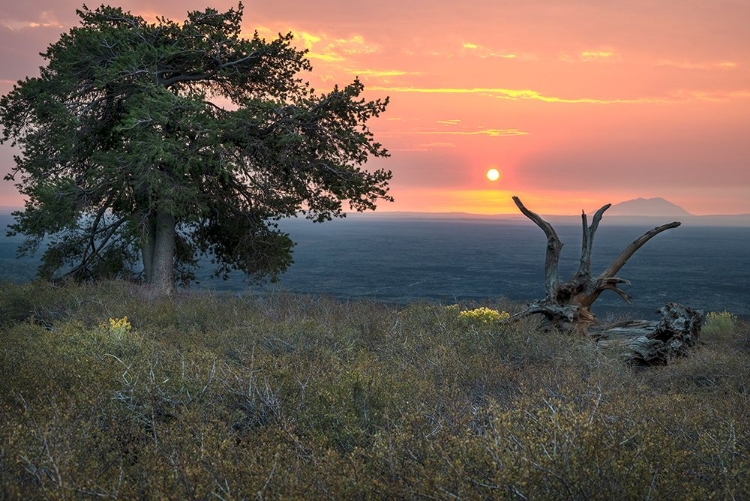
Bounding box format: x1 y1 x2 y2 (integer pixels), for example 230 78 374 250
608 197 692 217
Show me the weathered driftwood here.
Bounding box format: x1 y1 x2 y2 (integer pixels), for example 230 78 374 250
511 196 681 335
510 196 702 364
592 303 703 365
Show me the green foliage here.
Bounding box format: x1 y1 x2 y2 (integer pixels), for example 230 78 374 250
0 4 391 289
1 281 748 499
456 305 511 324
703 310 738 337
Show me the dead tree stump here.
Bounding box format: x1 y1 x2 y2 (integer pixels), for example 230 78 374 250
511 196 681 334
509 196 702 364
592 303 703 365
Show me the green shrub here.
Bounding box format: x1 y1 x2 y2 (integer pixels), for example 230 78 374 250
703 310 737 336
0 281 748 499
457 306 511 324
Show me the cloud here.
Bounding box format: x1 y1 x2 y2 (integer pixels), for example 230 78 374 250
293 31 380 62
0 21 67 82
460 41 517 59
560 49 619 63
336 35 378 55
1 11 63 30
416 128 529 137
370 86 750 104
580 50 616 60
370 86 668 104
657 59 739 70
344 68 415 78
292 31 343 62
670 89 750 102
307 52 345 63
413 142 456 149
253 28 382 64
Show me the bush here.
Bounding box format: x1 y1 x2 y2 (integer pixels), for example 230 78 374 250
703 310 737 337
457 306 511 324
0 281 748 499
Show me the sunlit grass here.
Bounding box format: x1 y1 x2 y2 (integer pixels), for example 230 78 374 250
1 281 748 499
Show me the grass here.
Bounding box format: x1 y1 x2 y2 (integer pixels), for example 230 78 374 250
1 280 748 500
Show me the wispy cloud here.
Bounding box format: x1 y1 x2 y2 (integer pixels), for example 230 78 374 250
671 89 750 102
461 42 517 59
368 86 750 104
259 30 381 63
370 86 666 104
415 142 456 148
304 32 380 62
416 128 529 137
336 35 378 55
345 69 415 77
1 12 63 31
657 59 739 70
294 31 343 62
308 52 346 62
581 50 616 60
560 49 619 63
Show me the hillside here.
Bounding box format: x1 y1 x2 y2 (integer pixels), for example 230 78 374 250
1 281 748 499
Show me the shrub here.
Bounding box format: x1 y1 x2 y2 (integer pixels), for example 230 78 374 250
703 310 737 336
0 281 747 499
457 306 511 324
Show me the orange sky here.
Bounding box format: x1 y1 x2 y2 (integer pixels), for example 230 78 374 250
1 0 749 215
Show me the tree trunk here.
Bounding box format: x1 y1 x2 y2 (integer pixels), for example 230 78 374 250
142 214 156 285
142 210 176 296
592 303 703 365
511 196 681 335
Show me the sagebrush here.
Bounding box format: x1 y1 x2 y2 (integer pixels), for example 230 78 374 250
1 281 748 499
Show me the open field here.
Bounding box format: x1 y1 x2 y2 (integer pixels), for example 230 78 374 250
1 281 748 499
4 214 750 320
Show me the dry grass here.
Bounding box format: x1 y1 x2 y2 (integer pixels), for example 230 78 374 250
1 280 748 500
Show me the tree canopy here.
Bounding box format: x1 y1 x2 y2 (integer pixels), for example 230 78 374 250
0 3 391 295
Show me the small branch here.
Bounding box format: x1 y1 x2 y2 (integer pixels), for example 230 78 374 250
595 277 633 303
576 204 610 279
64 216 129 280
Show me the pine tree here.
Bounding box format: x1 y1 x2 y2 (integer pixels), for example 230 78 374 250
0 4 391 295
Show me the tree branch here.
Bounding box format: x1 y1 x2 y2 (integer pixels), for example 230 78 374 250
575 222 680 306
599 222 681 280
576 204 610 279
512 196 562 300
594 277 633 303
159 50 263 87
64 215 129 280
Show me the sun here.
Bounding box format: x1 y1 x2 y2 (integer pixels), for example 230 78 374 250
486 168 501 181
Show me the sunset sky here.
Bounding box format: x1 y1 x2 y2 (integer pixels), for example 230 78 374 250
1 0 748 215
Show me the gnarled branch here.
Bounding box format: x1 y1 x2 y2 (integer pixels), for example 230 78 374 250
511 196 682 335
512 196 562 300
